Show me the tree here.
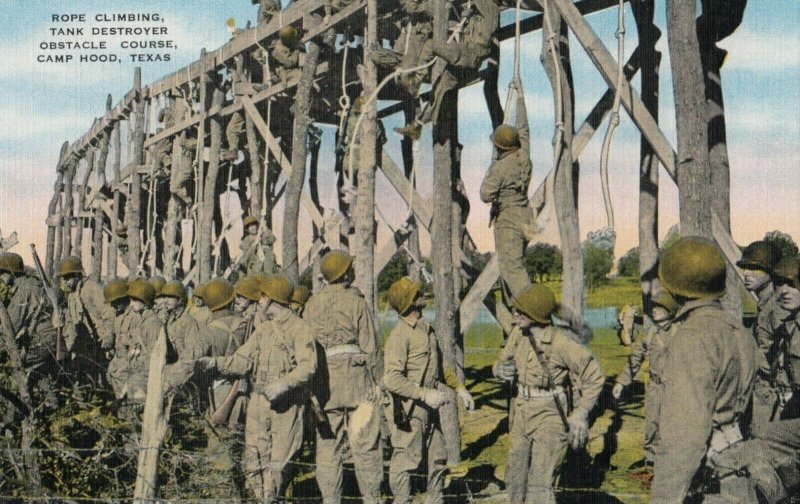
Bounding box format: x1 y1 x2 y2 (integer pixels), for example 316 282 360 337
377 251 408 294
764 230 799 260
583 242 614 289
617 247 640 277
524 243 563 282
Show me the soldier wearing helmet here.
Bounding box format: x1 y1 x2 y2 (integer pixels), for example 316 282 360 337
612 291 680 467
303 250 383 504
106 278 163 405
383 277 474 504
237 216 278 278
150 276 168 323
339 94 386 193
188 283 211 326
254 0 281 24
290 284 310 317
736 240 790 434
57 256 116 379
0 252 57 395
493 283 604 504
651 237 758 503
270 25 304 86
154 280 206 362
479 77 536 299
233 276 262 319
198 275 316 500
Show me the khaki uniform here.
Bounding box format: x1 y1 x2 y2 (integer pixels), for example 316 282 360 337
341 107 386 181
304 283 382 504
751 290 791 434
238 230 278 277
651 299 758 503
616 304 636 346
188 302 212 327
615 323 678 461
494 325 604 504
256 0 281 23
479 93 535 298
271 40 302 86
215 309 316 500
62 278 116 379
106 308 162 403
383 318 461 504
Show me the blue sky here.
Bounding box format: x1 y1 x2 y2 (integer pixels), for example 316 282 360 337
1 0 798 266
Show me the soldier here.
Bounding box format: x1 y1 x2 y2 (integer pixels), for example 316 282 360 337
290 285 310 317
616 303 637 347
254 0 282 24
383 277 474 504
106 279 162 405
188 283 212 326
493 283 604 504
0 252 57 403
271 25 304 87
151 276 168 323
339 96 387 192
238 216 278 277
395 0 499 138
195 277 249 499
198 275 316 501
233 276 262 319
154 281 202 359
304 250 383 504
479 78 535 299
736 240 788 432
651 237 758 503
612 292 679 466
55 256 115 373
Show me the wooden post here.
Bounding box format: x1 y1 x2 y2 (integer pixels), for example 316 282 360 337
73 148 95 257
541 0 584 320
164 130 184 280
698 1 746 315
282 16 326 283
353 2 378 312
127 68 145 275
46 142 69 277
245 111 262 218
667 0 712 238
198 85 224 283
60 159 77 263
93 127 111 281
483 38 504 130
431 0 461 466
632 0 661 324
107 117 122 278
401 104 422 282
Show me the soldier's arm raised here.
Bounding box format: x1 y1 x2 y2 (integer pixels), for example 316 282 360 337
515 83 530 155
650 329 715 503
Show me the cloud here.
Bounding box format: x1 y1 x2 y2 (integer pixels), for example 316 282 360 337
718 28 800 71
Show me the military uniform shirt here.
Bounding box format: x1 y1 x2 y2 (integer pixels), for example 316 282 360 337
756 290 789 378
463 0 499 49
616 323 676 387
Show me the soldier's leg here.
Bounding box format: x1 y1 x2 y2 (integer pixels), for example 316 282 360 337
643 382 661 463
751 384 780 437
526 419 568 504
425 420 448 504
506 402 532 504
265 402 305 501
243 395 273 499
428 39 462 66
389 418 425 504
705 445 758 504
316 409 346 504
348 402 383 504
494 223 530 299
226 112 245 152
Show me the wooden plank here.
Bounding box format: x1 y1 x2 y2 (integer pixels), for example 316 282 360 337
240 95 325 228
299 236 326 276
459 254 500 330
301 0 367 42
374 230 412 282
380 153 433 229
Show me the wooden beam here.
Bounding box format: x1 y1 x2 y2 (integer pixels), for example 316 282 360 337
240 95 325 228
380 153 433 229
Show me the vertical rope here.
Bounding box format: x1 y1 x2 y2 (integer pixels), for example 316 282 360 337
542 0 565 174
503 0 523 125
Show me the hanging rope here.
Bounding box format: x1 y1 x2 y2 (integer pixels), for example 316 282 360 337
503 0 523 125
261 99 272 220
598 0 625 232
542 0 565 175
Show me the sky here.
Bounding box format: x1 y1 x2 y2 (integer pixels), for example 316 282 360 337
0 0 798 269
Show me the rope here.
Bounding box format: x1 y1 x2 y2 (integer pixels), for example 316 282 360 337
598 0 626 232
503 0 523 125
542 0 565 175
261 99 272 220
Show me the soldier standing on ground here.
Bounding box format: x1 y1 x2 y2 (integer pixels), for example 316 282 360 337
233 276 262 319
57 256 115 382
479 78 535 299
612 292 679 467
199 275 316 501
383 277 474 504
188 283 212 326
493 284 604 504
736 241 788 433
304 250 383 504
651 237 758 503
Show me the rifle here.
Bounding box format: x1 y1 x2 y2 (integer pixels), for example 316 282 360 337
210 317 255 427
30 244 66 362
309 394 335 439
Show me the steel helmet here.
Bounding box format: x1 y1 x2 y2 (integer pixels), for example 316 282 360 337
736 241 781 273
104 279 129 304
291 285 311 306
128 279 156 306
491 125 520 151
159 281 187 301
512 284 557 325
58 256 84 277
0 252 23 274
279 25 299 46
204 278 236 312
261 275 294 305
235 276 263 302
321 250 354 283
242 215 259 228
659 236 726 299
772 255 800 286
150 276 166 295
388 277 421 315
